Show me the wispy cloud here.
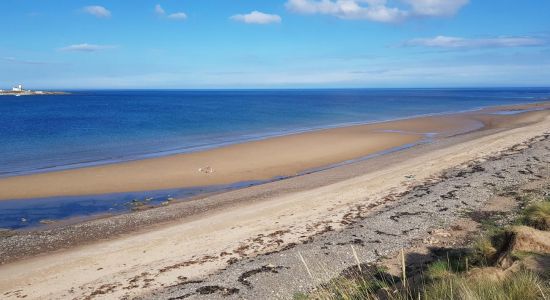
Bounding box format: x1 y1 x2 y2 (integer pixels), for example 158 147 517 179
285 0 468 23
82 5 111 18
402 36 547 48
167 12 187 20
231 11 282 24
154 4 165 16
2 57 51 65
154 4 187 21
402 0 469 16
59 43 116 52
27 12 42 17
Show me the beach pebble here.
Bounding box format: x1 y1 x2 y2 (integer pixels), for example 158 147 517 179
430 229 451 238
0 228 15 238
423 236 440 245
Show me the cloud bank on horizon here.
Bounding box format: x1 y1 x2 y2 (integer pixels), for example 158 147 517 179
1 0 549 88
403 36 547 48
59 44 117 52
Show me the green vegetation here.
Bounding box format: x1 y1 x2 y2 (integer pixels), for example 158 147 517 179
423 270 547 300
294 266 549 300
295 194 550 300
521 199 550 230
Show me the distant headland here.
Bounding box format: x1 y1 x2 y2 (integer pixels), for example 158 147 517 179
0 84 68 96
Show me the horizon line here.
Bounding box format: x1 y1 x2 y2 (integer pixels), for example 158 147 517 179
8 86 550 91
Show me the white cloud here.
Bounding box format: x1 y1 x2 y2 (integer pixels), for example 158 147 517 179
155 4 187 21
402 0 469 16
155 4 165 16
167 12 188 20
285 0 468 22
403 36 547 48
59 43 116 52
83 5 111 18
2 57 50 65
285 0 406 22
231 11 282 24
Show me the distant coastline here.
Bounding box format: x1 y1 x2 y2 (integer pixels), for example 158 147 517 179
0 83 68 96
0 91 69 96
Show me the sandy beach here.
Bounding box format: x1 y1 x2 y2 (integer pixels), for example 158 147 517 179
0 103 540 201
0 103 549 299
0 115 471 201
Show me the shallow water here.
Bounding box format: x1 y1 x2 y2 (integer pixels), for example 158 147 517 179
489 108 546 115
0 179 266 230
0 131 435 230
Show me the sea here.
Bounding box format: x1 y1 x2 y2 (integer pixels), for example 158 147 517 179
1 88 550 229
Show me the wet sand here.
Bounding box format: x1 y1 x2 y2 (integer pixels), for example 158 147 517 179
0 104 549 299
0 110 504 201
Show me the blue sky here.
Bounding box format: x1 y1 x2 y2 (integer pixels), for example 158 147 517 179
1 0 549 89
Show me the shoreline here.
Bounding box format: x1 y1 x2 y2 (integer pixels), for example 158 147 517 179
0 133 430 230
1 101 549 201
1 98 547 179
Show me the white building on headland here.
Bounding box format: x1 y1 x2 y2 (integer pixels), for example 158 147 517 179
12 84 24 92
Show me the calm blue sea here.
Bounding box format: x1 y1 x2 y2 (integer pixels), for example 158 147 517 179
1 88 550 177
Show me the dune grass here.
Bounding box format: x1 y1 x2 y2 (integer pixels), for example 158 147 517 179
294 195 550 300
521 198 550 231
295 261 549 300
423 269 547 300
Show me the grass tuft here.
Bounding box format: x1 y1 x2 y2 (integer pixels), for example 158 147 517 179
300 269 549 300
522 201 550 231
471 236 498 265
425 260 452 280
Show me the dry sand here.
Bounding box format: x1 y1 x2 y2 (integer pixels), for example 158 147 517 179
0 105 549 299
